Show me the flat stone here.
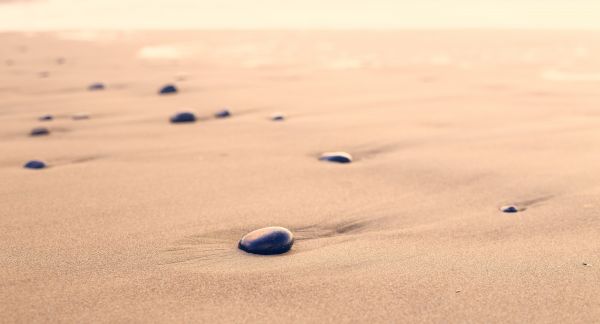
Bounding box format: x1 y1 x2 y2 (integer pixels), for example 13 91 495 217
24 160 46 169
215 109 231 118
319 152 353 164
159 84 178 95
30 127 50 136
500 205 519 213
238 226 294 255
39 114 53 121
271 113 285 121
170 112 196 123
88 82 105 91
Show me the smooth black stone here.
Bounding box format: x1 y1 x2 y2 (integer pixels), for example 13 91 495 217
30 127 50 136
170 112 196 123
39 114 53 121
500 205 519 213
24 160 46 169
319 152 353 164
88 82 105 91
159 84 178 95
215 109 231 118
271 114 285 121
238 226 294 255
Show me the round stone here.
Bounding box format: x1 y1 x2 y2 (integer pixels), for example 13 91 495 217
159 84 178 95
271 113 285 121
215 109 231 118
500 205 519 213
319 152 353 164
24 160 46 169
88 82 105 91
238 226 294 255
170 112 196 123
30 127 50 136
39 114 53 121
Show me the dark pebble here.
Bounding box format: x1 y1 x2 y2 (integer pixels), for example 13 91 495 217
215 109 231 118
500 205 519 213
30 127 50 136
271 114 285 121
39 114 53 121
88 82 105 91
159 84 178 95
24 160 46 169
319 152 353 164
238 226 294 255
170 112 196 123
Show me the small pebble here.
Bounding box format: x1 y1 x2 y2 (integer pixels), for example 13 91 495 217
271 113 285 121
88 82 105 91
30 127 50 136
170 112 196 123
215 109 231 118
159 84 178 95
72 113 90 120
319 152 353 164
39 114 53 121
238 226 294 255
39 71 50 78
24 160 46 169
500 205 519 213
583 262 590 267
56 57 65 65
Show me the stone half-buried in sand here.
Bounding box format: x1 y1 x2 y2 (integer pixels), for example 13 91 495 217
88 82 105 91
24 160 46 169
238 226 294 255
170 112 196 123
30 127 50 136
319 152 353 164
500 205 520 213
214 109 231 118
159 84 178 95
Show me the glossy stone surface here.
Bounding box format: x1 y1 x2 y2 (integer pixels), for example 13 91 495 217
500 205 519 213
319 152 353 164
170 112 196 123
24 160 46 169
215 109 231 118
238 226 294 255
39 114 53 121
88 82 105 91
159 84 178 95
30 127 50 136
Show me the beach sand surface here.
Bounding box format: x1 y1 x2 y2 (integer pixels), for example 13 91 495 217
1 30 600 323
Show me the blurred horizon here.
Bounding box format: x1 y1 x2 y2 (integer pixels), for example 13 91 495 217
2 0 600 31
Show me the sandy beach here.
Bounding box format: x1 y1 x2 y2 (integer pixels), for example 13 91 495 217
1 30 600 323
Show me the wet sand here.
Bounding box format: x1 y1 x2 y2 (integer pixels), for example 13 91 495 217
1 30 600 323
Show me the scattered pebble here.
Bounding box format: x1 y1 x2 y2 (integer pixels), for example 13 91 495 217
583 262 590 267
30 127 50 136
24 160 46 169
271 113 285 121
215 109 231 118
56 57 65 65
319 152 353 164
72 113 90 120
88 82 105 91
159 84 178 95
39 71 50 78
170 112 196 123
238 226 294 255
39 114 53 121
500 205 519 213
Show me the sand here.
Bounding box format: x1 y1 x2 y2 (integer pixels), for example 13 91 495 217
1 30 599 323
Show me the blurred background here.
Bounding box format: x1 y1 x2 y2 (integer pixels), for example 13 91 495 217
1 0 600 30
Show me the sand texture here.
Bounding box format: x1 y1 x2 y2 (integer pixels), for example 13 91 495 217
1 30 600 323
